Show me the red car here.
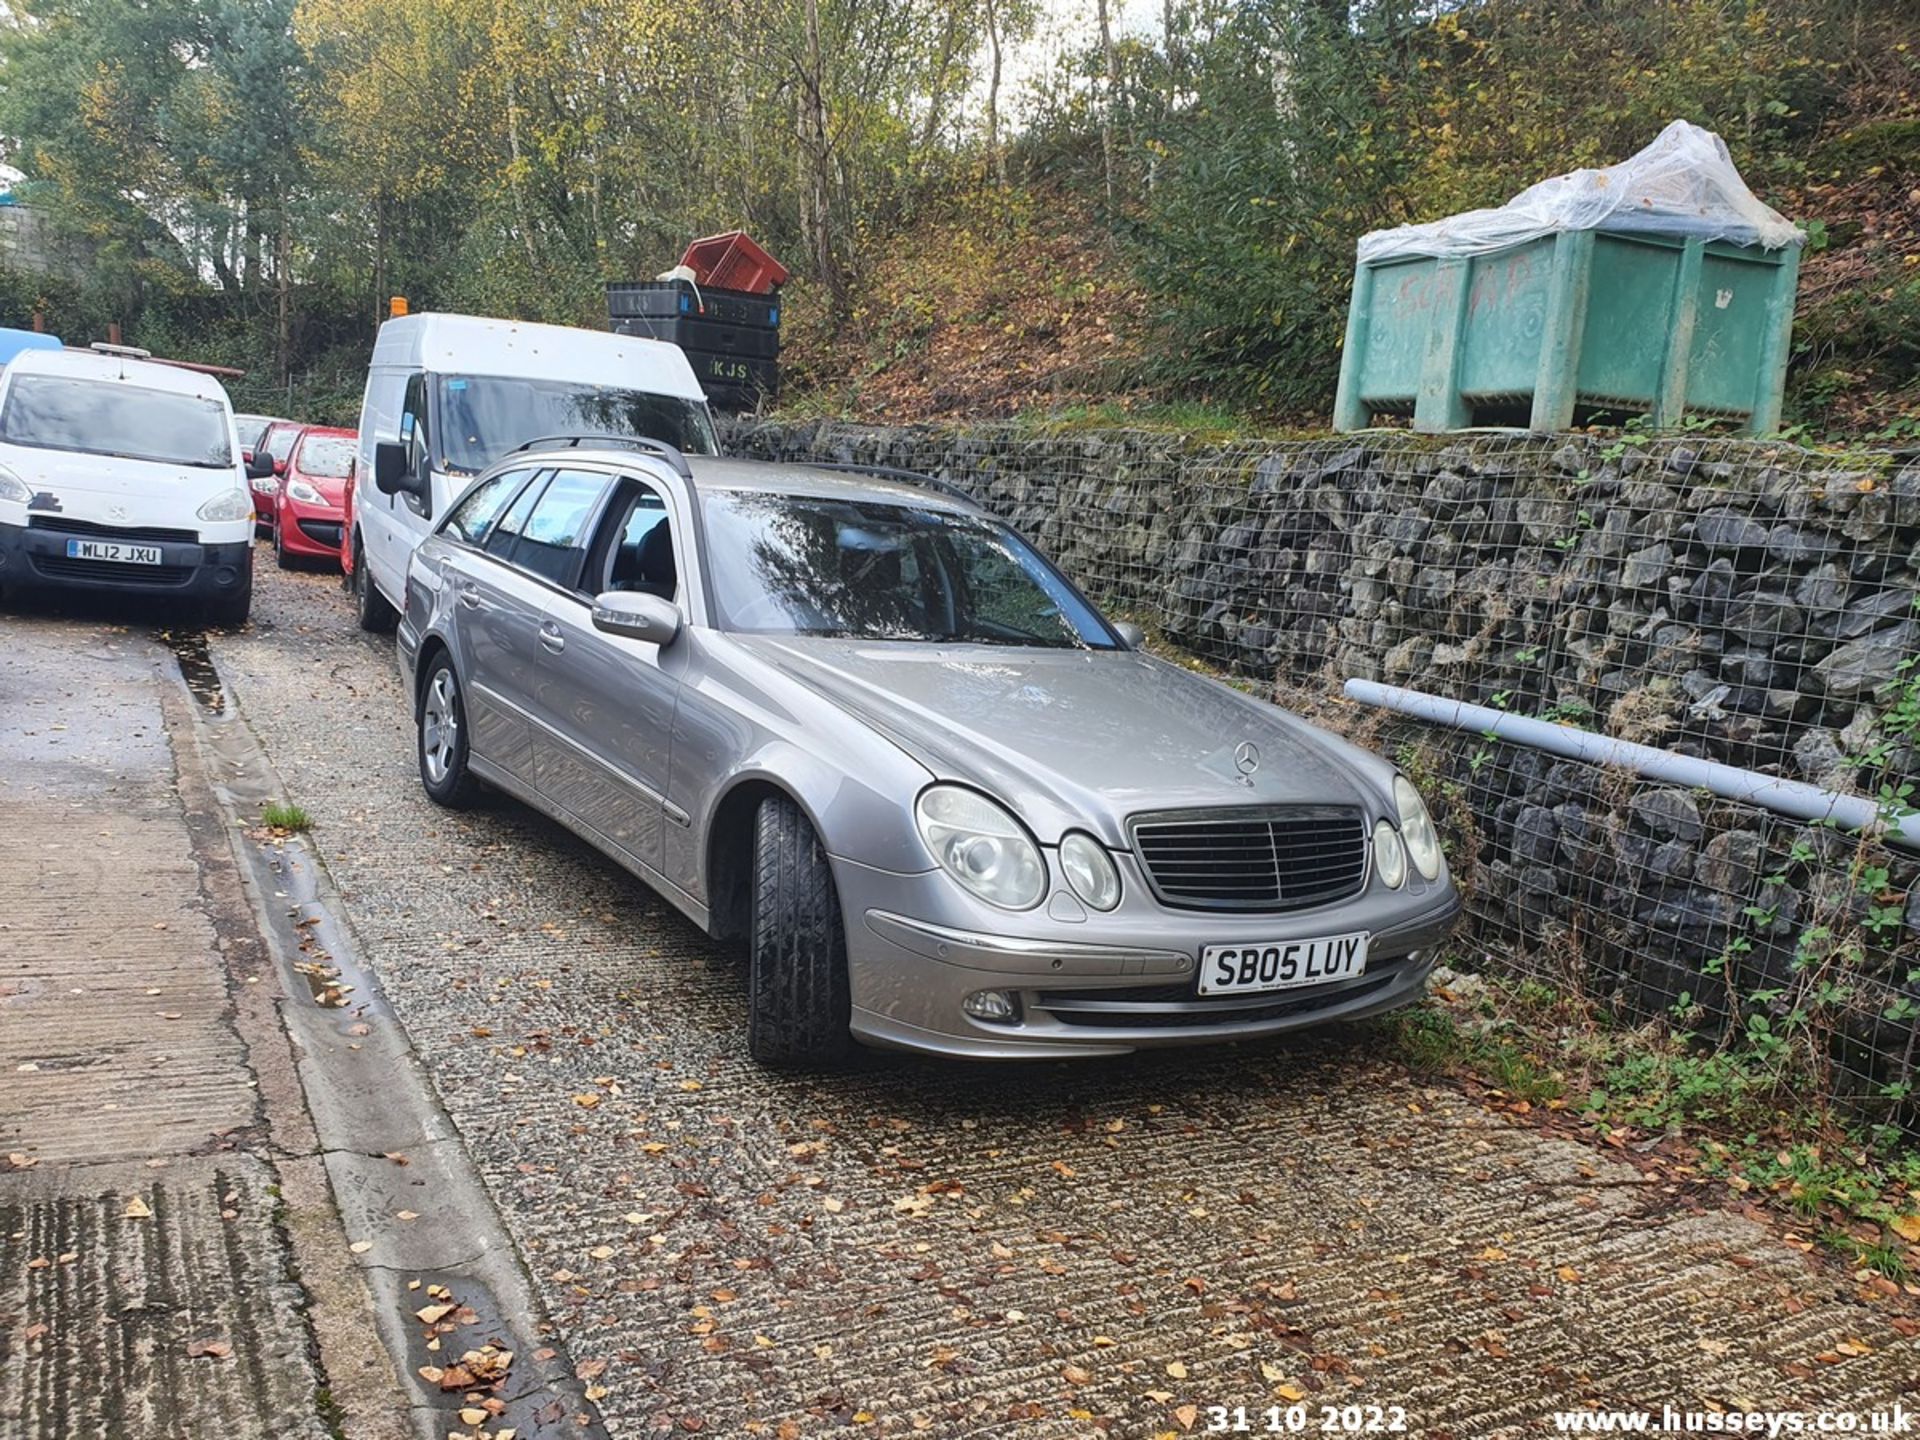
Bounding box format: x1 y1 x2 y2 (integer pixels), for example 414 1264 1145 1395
270 426 357 568
250 419 306 532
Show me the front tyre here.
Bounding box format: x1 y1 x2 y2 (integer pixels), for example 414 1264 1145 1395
352 533 397 633
748 795 852 1067
417 655 481 809
205 571 252 628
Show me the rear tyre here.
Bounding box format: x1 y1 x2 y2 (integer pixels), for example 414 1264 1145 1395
352 532 396 633
747 795 852 1067
417 654 481 809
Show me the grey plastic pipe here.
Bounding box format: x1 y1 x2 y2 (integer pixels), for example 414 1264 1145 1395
1342 678 1920 852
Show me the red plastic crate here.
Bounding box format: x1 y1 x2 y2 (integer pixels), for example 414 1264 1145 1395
678 231 790 296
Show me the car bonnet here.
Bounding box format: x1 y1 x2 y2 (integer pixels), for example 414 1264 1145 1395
731 635 1382 847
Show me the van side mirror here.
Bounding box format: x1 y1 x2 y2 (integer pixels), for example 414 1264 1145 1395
372 440 414 496
591 591 681 647
244 452 274 481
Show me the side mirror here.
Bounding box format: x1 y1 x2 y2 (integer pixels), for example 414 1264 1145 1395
244 452 275 481
1112 619 1147 649
372 440 415 496
591 590 682 647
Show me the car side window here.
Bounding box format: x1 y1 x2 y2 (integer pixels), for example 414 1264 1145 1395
445 467 532 547
511 468 611 587
400 373 431 518
596 478 677 601
484 471 549 562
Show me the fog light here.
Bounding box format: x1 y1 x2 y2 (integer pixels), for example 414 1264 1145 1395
962 989 1019 1024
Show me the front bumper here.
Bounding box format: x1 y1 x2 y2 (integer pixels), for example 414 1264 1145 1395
0 519 252 602
838 856 1462 1059
278 498 345 558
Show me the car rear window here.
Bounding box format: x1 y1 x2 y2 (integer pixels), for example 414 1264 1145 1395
0 373 233 469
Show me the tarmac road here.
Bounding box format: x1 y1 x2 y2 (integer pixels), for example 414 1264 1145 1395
13 555 1914 1439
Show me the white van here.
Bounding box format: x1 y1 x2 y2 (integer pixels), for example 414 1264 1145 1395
349 313 716 631
0 344 266 624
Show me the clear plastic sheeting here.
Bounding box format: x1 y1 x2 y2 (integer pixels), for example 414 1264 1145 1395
1358 120 1804 264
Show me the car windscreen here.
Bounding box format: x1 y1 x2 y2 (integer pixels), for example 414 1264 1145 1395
265 425 302 462
435 376 717 474
0 374 233 469
235 415 275 451
701 492 1118 649
295 435 356 478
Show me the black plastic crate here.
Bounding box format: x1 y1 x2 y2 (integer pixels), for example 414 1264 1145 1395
606 281 781 330
613 315 780 359
685 349 778 411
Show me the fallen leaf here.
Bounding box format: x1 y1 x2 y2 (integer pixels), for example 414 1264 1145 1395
123 1197 152 1220
1890 1214 1920 1244
1063 1364 1091 1385
395 1210 419 1222
416 1303 456 1325
348 1240 372 1254
185 1338 232 1359
1166 1361 1188 1379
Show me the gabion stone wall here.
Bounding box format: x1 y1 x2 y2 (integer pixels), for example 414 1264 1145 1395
725 420 1920 1113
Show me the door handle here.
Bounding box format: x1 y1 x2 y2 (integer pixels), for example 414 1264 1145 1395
539 622 566 654
457 584 481 609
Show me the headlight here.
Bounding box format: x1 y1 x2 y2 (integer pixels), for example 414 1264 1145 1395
1373 819 1407 889
197 489 254 522
0 466 29 504
1394 776 1444 881
914 785 1046 910
286 479 325 505
1059 831 1121 911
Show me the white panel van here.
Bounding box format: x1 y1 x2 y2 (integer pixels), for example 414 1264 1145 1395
0 344 267 624
349 313 715 631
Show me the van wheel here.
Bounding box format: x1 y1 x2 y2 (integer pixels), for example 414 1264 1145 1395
353 533 396 633
206 575 252 629
418 655 481 808
747 795 851 1067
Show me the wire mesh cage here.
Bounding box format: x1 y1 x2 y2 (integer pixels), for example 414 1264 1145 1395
728 420 1920 1122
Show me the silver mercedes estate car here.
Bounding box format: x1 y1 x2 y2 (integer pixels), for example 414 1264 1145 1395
391 437 1460 1064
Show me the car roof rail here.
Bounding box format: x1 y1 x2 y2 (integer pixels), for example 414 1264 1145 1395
511 433 692 480
809 462 976 507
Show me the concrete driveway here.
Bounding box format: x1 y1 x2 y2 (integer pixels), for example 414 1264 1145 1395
5 560 1915 1438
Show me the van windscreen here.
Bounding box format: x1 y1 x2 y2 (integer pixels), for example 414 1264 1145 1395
435 376 718 474
0 374 233 469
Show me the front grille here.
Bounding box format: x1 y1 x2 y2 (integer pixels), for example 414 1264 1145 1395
1037 970 1397 1029
298 520 344 548
1130 806 1368 911
28 515 198 545
30 555 196 587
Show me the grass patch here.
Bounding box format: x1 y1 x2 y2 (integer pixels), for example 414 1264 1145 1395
261 800 312 832
1381 965 1920 1280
